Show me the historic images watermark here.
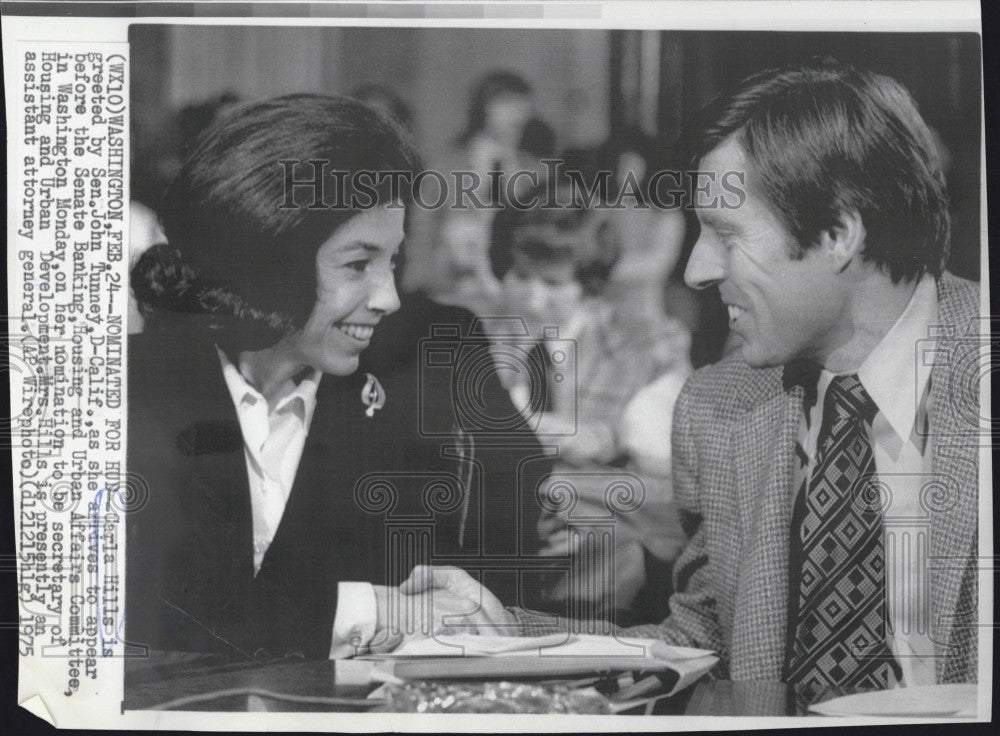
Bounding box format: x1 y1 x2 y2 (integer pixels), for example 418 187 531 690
279 158 747 212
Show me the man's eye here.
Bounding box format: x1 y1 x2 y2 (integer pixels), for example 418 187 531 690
346 260 368 273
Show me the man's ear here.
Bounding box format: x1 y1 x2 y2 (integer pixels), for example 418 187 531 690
817 210 866 272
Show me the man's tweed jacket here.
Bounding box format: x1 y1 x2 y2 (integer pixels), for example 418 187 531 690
519 273 981 683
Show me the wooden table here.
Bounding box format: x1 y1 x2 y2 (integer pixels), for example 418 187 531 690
124 654 819 715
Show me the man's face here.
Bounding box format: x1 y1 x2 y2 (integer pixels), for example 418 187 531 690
685 138 846 368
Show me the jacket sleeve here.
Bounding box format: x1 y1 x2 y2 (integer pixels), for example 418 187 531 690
513 380 726 659
622 381 726 660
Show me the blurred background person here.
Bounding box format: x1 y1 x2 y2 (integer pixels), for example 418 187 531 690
482 180 692 624
337 86 553 602
432 71 536 306
129 91 241 334
515 115 560 202
350 83 415 133
597 126 688 326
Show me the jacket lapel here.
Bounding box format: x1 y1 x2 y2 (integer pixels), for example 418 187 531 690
927 275 980 674
722 274 979 681
262 371 380 584
730 370 803 679
175 338 253 577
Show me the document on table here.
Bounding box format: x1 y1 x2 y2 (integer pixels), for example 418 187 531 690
366 634 718 697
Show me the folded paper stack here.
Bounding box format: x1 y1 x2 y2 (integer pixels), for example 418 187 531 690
365 633 719 705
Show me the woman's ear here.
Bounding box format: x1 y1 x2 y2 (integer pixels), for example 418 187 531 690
818 210 866 272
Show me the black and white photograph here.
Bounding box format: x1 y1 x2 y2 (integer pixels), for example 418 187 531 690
4 1 991 729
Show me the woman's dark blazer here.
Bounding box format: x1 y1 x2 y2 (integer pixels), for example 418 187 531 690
125 293 550 660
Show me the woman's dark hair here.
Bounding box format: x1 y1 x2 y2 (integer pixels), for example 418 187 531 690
685 58 949 282
489 180 620 296
457 70 532 146
349 84 414 133
177 91 241 159
138 93 419 350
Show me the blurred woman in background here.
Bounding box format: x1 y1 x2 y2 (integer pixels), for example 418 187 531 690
482 180 692 625
597 126 688 325
434 71 536 305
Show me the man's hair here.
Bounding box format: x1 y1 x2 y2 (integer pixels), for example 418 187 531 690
138 93 418 350
688 59 949 282
489 181 619 296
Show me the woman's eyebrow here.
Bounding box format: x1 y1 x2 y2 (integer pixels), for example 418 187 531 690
338 241 381 255
336 239 401 258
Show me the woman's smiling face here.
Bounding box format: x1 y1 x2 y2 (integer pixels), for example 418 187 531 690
280 203 404 376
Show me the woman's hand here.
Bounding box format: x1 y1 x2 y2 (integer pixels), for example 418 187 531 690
379 566 515 637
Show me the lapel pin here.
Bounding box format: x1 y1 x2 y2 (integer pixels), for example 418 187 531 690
361 373 386 418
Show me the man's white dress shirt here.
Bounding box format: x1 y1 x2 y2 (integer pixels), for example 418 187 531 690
217 349 377 658
794 275 939 686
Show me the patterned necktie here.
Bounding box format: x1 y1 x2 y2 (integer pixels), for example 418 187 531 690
785 373 895 702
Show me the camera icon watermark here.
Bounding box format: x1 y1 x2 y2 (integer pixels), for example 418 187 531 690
533 471 649 629
915 315 996 439
418 318 577 436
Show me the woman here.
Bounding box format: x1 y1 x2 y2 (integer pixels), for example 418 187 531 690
431 71 535 304
126 94 508 662
595 126 688 325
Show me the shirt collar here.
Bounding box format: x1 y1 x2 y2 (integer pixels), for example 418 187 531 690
216 347 322 428
854 274 938 442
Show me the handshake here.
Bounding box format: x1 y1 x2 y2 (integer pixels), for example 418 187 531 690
369 566 518 652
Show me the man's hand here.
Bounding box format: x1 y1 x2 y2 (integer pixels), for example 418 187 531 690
394 565 516 636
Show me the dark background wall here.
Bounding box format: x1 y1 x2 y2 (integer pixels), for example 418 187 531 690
131 27 982 282
609 31 982 281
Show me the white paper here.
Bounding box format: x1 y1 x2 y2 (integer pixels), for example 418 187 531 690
370 633 719 697
808 684 978 718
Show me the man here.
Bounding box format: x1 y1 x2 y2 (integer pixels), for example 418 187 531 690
404 60 981 698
